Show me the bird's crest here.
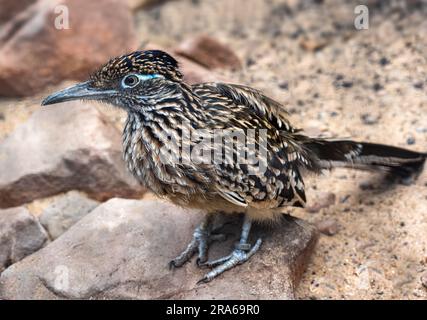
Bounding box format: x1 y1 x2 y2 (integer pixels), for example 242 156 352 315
90 50 183 87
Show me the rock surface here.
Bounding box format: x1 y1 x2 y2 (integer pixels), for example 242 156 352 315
0 0 136 96
0 101 145 208
127 0 166 10
175 35 242 70
0 206 49 273
315 218 340 236
144 42 229 84
305 192 336 213
0 0 36 25
39 191 100 239
0 198 318 299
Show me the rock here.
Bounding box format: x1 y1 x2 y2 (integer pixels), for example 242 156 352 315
406 136 415 145
178 56 226 84
299 37 330 52
39 191 100 240
361 113 380 125
421 272 427 289
316 218 340 236
0 206 49 273
0 0 136 97
0 101 145 208
127 0 165 10
0 198 318 299
175 35 242 70
306 192 336 213
0 0 36 25
144 42 229 84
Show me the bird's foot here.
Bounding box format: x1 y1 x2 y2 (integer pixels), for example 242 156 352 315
169 223 226 268
197 238 262 284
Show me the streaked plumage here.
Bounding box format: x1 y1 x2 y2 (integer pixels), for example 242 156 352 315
42 50 426 282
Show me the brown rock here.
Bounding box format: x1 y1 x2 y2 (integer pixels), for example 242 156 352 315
299 37 330 52
127 0 166 10
316 218 340 236
306 192 336 213
0 0 137 97
0 198 318 299
0 0 36 25
144 42 229 84
0 100 145 208
175 35 242 70
0 206 49 273
178 56 226 84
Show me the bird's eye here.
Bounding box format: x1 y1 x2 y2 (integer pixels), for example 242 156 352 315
122 75 140 88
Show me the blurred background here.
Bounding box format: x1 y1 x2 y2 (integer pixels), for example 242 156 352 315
0 0 426 299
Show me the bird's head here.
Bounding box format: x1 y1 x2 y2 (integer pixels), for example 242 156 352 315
41 50 183 110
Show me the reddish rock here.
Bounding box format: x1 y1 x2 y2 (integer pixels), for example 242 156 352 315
127 0 165 10
0 100 145 208
0 199 318 299
316 218 340 236
0 0 137 97
0 0 36 25
306 192 336 213
0 206 49 273
300 38 329 52
178 56 226 84
144 42 229 84
175 35 242 70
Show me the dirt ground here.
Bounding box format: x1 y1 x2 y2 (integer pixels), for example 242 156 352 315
0 0 426 299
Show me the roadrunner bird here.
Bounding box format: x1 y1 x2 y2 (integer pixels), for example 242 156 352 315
42 50 426 283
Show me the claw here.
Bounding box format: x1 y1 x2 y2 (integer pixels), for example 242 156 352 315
169 216 226 268
173 215 262 284
197 238 263 284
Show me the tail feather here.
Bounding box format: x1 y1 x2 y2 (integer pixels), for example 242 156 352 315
304 139 426 178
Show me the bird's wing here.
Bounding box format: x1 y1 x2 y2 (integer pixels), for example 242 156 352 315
191 82 308 209
192 82 300 134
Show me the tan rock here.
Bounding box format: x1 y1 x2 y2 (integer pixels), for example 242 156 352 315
299 37 330 52
0 0 137 97
0 198 318 299
0 101 145 208
315 218 340 236
421 272 427 289
306 192 336 213
0 206 49 273
39 191 100 239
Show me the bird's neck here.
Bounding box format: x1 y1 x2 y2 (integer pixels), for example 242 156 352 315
121 83 205 194
134 82 206 124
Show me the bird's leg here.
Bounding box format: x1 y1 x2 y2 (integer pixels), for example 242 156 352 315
198 214 262 284
169 214 226 268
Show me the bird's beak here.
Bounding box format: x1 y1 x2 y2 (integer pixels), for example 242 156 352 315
41 81 115 106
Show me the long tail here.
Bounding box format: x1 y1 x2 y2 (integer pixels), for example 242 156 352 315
303 139 426 178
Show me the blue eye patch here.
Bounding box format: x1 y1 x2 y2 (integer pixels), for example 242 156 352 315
121 73 163 88
138 74 161 81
